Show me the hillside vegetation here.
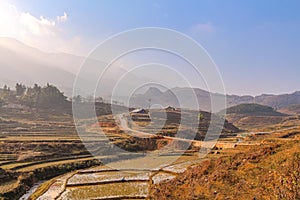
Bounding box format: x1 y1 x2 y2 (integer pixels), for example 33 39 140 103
223 104 290 131
225 103 285 116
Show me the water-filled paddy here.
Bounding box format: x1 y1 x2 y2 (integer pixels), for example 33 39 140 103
68 170 151 185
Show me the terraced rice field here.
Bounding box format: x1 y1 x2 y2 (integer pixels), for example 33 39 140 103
0 108 142 173
1 107 241 199
0 107 131 199
60 182 149 200
32 152 203 200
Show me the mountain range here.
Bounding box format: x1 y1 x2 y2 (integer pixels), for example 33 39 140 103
0 37 82 96
1 37 300 111
0 37 155 98
130 87 300 111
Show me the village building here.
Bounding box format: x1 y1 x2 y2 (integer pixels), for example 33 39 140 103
165 106 176 111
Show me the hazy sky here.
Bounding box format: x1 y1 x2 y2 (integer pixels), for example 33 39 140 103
0 0 300 95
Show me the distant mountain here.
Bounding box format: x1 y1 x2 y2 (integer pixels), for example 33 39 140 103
130 87 300 112
229 91 300 110
0 37 81 96
0 37 150 97
0 37 135 97
144 87 164 97
2 37 300 110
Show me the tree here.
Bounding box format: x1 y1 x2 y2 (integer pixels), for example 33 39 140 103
37 83 67 107
15 83 26 96
1 85 12 102
20 84 41 107
33 84 42 103
20 83 67 108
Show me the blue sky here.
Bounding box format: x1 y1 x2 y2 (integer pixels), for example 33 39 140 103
1 0 300 95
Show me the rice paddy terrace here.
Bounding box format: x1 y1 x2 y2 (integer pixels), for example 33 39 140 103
0 107 95 170
33 153 203 200
0 104 141 199
0 106 242 199
0 105 205 199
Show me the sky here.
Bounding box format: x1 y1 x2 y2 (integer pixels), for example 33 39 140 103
0 0 300 95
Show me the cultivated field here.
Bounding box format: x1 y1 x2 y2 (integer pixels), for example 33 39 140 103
1 104 299 199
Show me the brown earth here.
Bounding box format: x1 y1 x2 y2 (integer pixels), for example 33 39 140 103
150 138 300 200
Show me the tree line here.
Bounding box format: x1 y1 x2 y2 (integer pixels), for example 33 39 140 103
0 83 67 108
0 83 124 108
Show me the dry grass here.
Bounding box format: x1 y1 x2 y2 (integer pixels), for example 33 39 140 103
150 139 300 200
0 180 18 194
27 179 56 200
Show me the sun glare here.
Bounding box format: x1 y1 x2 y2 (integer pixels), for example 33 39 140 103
0 1 18 37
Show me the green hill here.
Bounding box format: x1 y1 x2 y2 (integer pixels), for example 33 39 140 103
225 103 285 116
